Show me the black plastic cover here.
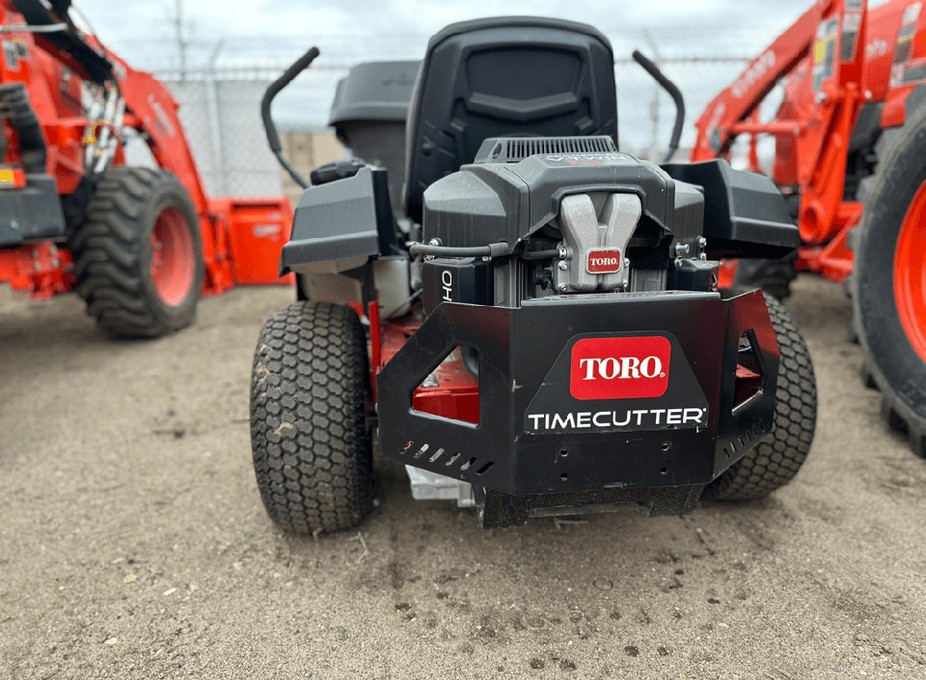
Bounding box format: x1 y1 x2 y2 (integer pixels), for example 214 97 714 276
309 159 365 186
671 180 705 245
669 258 720 292
661 160 799 258
474 135 617 164
378 290 778 497
280 167 394 274
0 174 67 247
423 152 674 252
340 121 407 223
329 61 420 219
328 61 420 129
404 16 618 224
421 258 493 314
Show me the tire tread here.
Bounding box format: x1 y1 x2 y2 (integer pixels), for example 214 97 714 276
704 295 817 500
250 302 373 534
70 167 201 338
851 106 926 459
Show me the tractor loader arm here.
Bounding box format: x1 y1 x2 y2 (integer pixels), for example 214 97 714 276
691 3 824 160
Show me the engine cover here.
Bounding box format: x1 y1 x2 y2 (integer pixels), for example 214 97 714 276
550 192 642 293
421 144 686 252
421 135 800 261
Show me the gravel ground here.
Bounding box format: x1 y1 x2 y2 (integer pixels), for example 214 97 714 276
1 275 924 679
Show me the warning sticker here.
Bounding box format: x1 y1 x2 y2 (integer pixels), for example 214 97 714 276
813 18 839 91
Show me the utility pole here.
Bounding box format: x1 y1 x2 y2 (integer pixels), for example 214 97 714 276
172 0 188 81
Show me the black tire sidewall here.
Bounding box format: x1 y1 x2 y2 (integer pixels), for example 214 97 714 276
732 251 798 301
854 112 926 419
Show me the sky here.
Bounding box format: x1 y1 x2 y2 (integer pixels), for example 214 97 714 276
74 0 818 66
66 0 836 156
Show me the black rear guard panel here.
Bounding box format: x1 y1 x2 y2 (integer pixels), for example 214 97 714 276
378 290 778 501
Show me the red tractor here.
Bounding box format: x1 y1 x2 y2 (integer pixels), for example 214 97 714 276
0 0 292 337
693 0 926 457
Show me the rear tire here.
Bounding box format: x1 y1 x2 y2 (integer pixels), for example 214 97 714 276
852 106 926 459
732 252 798 301
250 302 374 534
70 167 203 338
731 193 799 301
704 294 817 501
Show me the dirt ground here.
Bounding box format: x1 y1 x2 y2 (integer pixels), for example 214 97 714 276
1 276 924 680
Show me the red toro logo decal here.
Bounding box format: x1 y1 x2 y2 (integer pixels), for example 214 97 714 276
586 249 622 274
570 336 671 400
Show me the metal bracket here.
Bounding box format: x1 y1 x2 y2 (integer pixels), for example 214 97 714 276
406 466 474 507
552 192 642 292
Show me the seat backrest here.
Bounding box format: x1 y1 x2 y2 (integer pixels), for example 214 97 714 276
404 16 618 223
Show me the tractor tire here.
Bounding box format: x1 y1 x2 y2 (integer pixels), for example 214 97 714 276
250 302 374 534
851 106 926 459
70 167 203 338
703 294 817 501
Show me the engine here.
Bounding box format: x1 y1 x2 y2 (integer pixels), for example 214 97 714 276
420 136 711 313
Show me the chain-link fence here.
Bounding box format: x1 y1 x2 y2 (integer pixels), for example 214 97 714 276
149 34 756 199
151 79 288 197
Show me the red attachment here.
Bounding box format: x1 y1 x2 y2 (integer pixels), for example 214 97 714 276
207 197 294 289
0 240 73 298
410 354 480 424
716 259 737 290
379 313 480 425
367 299 382 401
795 202 862 282
734 364 762 407
894 181 926 362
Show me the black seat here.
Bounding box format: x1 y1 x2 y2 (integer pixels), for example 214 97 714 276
404 16 618 224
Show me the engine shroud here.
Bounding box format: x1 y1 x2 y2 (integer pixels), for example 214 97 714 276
422 147 695 253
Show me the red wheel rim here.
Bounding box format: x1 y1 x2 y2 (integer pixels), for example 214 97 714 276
150 207 195 307
894 181 926 362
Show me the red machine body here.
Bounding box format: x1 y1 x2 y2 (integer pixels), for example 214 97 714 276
692 0 926 283
0 0 292 300
694 0 926 458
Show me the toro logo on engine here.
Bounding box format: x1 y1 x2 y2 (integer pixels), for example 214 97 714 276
570 336 671 400
586 248 622 274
